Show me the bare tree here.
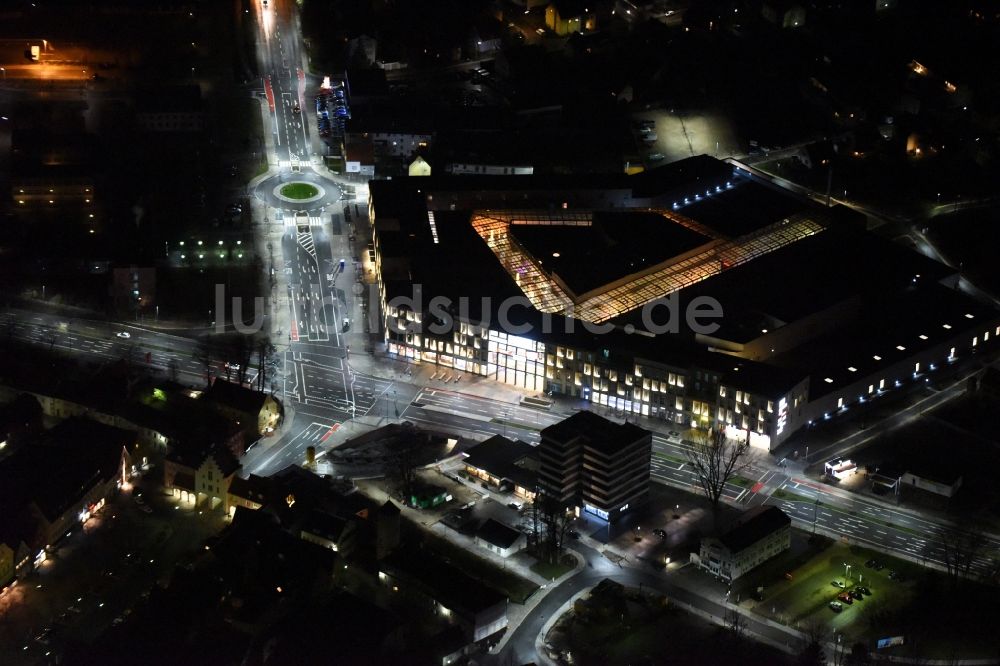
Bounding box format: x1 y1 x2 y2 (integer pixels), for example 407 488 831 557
388 443 419 500
531 493 574 564
725 607 747 641
798 620 828 666
939 522 986 588
685 428 754 512
194 338 214 387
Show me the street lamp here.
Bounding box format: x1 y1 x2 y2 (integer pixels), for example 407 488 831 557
844 563 851 580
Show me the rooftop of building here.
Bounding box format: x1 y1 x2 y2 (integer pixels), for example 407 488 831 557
772 280 999 399
381 545 507 614
541 411 650 455
675 227 957 345
716 505 790 553
509 210 713 297
134 85 203 114
204 379 269 415
476 518 524 549
0 417 133 523
462 435 537 473
166 440 240 477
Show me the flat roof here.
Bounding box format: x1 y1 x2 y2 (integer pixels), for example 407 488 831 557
718 505 790 553
772 281 999 398
677 228 957 343
510 211 712 297
541 411 649 455
673 176 809 238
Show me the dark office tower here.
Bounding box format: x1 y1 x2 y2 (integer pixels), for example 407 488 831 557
538 412 651 523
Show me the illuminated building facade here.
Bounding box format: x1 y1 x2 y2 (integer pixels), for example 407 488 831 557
367 155 1000 452
538 412 651 522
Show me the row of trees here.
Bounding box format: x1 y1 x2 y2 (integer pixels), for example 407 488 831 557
194 332 278 392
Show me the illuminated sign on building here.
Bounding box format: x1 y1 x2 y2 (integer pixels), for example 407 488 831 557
776 397 788 436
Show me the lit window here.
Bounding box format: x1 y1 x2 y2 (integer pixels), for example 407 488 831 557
847 367 857 373
896 345 906 351
919 334 928 340
824 377 833 384
965 313 974 319
837 398 844 408
942 324 952 330
873 355 881 361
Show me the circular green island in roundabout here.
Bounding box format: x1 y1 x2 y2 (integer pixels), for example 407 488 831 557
279 182 320 199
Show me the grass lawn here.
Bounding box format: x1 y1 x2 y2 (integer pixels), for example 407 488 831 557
747 537 1000 659
730 475 754 488
279 182 320 199
531 554 576 581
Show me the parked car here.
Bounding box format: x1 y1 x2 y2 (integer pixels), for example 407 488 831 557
652 528 667 539
828 601 843 612
850 589 865 601
647 153 666 162
507 502 522 511
116 331 130 339
831 580 846 589
836 592 853 604
855 586 872 596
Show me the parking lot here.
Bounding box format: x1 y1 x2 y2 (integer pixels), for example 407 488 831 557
744 540 918 641
631 108 740 166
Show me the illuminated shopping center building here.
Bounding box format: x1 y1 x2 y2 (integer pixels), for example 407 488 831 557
367 156 1000 452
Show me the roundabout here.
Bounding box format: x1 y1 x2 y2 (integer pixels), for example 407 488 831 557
253 169 343 212
272 179 326 204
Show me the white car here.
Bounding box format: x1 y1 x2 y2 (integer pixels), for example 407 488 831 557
116 331 131 339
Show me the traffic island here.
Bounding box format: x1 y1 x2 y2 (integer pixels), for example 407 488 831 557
279 182 319 199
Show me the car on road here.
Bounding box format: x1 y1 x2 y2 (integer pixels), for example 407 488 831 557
837 592 854 604
647 153 666 162
653 528 667 539
831 580 846 588
828 601 843 612
507 502 522 511
292 104 300 114
116 331 130 339
225 362 241 372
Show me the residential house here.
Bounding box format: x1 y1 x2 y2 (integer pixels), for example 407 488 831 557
204 379 280 438
699 506 791 582
475 519 527 558
165 442 241 511
545 0 599 36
